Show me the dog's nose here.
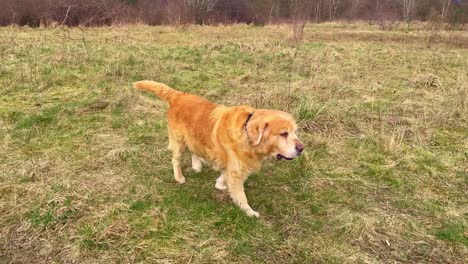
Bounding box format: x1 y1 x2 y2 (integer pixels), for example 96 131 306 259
296 143 304 153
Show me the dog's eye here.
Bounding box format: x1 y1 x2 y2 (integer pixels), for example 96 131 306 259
280 132 288 138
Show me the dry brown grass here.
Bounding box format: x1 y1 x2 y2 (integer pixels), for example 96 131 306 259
0 22 467 263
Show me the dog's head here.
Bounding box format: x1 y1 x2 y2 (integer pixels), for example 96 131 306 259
245 109 304 160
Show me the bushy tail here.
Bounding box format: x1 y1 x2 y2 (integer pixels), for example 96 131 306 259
133 80 181 105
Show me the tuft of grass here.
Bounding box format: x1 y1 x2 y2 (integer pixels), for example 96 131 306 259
435 222 468 246
28 197 78 228
15 108 58 129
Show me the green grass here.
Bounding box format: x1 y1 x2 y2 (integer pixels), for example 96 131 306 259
436 222 468 247
0 22 467 263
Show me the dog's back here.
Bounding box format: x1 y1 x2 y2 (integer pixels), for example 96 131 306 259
134 80 218 156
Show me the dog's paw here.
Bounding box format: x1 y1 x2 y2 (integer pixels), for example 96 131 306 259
192 163 202 173
191 155 202 173
215 183 227 190
215 178 227 190
245 209 260 218
175 176 186 184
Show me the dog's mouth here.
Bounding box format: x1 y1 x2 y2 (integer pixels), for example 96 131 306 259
276 154 294 161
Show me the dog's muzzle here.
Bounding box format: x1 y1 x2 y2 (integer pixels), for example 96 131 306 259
276 154 294 160
276 142 304 161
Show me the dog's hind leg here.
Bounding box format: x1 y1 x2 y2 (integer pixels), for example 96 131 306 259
168 133 186 184
215 171 227 190
191 154 202 172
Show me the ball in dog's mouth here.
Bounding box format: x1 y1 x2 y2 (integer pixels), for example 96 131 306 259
276 154 294 161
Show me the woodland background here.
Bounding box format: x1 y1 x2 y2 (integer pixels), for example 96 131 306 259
0 0 466 28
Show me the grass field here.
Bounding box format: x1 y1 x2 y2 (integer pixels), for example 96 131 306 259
0 23 467 263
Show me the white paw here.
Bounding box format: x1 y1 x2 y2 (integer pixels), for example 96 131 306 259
215 176 227 190
191 155 202 172
215 181 227 190
175 176 186 184
192 163 202 173
245 209 260 218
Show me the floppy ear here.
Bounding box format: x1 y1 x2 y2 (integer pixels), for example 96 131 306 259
247 121 269 146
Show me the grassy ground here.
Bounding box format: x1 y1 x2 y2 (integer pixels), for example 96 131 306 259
0 22 467 263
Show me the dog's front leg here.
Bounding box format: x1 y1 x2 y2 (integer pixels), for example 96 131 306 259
226 171 259 218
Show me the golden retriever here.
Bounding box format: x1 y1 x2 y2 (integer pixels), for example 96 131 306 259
133 81 304 217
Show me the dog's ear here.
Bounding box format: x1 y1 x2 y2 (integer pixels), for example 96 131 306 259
247 121 269 146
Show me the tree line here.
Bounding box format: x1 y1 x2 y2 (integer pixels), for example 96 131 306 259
0 0 465 28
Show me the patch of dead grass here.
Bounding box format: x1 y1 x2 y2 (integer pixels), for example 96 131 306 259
1 23 467 263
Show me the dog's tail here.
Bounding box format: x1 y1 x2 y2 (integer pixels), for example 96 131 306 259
133 80 181 106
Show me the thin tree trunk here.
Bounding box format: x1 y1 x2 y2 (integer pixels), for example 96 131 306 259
441 0 450 24
315 0 321 22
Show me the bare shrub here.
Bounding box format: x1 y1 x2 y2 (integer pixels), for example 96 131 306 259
329 0 343 20
401 0 416 25
445 0 467 30
184 0 218 25
441 0 451 24
292 20 306 44
374 0 400 30
291 0 309 44
425 7 442 46
165 0 189 26
0 0 51 27
50 1 116 27
248 0 275 25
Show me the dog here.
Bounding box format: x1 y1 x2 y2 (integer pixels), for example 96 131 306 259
133 81 304 217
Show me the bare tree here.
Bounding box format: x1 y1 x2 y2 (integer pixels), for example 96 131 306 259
268 1 280 24
184 0 218 24
291 0 307 44
376 0 383 26
166 0 185 25
402 0 416 24
441 0 451 24
314 0 322 22
328 0 342 20
350 0 360 20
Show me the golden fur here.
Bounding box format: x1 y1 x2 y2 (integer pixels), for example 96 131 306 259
134 80 304 217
